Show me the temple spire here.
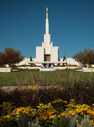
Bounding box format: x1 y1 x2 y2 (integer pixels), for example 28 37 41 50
45 7 49 34
46 7 48 19
44 7 51 44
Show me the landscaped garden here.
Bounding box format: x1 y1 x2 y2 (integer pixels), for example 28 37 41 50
0 99 94 127
0 71 94 127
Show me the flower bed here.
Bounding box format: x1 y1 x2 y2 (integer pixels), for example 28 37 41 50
0 99 94 127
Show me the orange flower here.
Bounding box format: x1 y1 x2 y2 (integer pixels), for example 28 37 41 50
3 115 11 119
40 115 47 120
90 111 94 116
52 99 66 103
61 112 66 116
90 120 94 125
10 113 15 116
49 115 55 119
69 110 75 116
46 111 54 116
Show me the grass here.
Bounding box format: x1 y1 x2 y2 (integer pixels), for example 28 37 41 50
0 70 94 86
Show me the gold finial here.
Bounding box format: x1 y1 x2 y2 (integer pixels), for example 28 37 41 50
46 7 48 13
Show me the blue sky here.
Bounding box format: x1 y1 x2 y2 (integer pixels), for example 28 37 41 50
0 0 94 58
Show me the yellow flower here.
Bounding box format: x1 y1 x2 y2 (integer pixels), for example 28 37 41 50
92 104 94 107
58 115 61 118
52 99 64 103
49 115 55 119
16 115 20 119
67 103 75 108
70 99 75 102
63 101 67 104
30 84 39 89
80 112 84 116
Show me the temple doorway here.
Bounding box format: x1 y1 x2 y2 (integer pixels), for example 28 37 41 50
44 54 50 61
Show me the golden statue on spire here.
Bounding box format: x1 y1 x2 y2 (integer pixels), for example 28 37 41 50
46 7 48 13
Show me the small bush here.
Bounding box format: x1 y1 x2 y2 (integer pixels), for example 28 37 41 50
0 102 15 116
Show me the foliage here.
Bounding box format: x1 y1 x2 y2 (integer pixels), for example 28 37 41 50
0 52 6 66
0 80 94 108
63 55 66 61
14 107 35 127
77 115 92 127
0 48 24 67
1 120 17 127
52 99 67 113
28 118 41 127
0 99 94 127
73 49 94 66
30 56 32 61
0 102 15 116
51 116 70 127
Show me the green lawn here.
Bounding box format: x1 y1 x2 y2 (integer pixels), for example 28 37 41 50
0 70 94 86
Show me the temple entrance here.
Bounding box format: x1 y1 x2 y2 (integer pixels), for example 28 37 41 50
43 63 51 68
44 54 50 61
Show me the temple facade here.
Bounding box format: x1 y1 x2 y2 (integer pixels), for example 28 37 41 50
35 8 59 67
16 8 81 69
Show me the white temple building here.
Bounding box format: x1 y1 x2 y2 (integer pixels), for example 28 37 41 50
33 8 59 67
17 8 80 68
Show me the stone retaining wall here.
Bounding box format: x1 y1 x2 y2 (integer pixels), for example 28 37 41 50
0 68 11 72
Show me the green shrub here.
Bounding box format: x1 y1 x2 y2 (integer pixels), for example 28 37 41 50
77 115 92 127
0 102 15 116
2 120 17 127
16 113 31 127
51 116 70 127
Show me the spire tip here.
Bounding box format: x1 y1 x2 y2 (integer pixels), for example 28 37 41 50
46 7 48 13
